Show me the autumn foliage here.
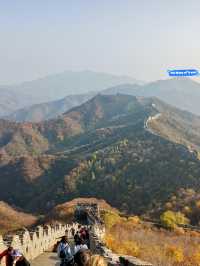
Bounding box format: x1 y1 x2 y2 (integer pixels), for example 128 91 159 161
0 201 37 234
160 211 189 229
103 211 200 266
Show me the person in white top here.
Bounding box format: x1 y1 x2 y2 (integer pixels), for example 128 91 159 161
74 238 88 254
57 236 73 266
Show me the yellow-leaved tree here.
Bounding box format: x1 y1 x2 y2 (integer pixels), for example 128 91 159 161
160 210 189 229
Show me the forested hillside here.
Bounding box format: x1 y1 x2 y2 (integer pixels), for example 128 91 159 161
0 94 200 221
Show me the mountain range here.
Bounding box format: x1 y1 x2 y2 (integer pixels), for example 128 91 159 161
0 89 37 117
6 93 95 122
0 70 140 118
1 94 200 216
103 78 200 115
5 77 200 122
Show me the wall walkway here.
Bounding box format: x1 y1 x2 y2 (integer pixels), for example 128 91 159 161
0 223 79 266
0 203 153 266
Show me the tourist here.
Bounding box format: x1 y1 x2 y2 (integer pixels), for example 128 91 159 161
53 240 61 252
78 225 82 231
85 228 89 241
0 246 14 266
74 249 92 266
80 227 87 240
74 238 88 254
57 236 73 266
71 227 75 236
74 231 81 245
85 228 90 248
12 250 30 266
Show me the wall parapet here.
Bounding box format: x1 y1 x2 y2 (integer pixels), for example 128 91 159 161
77 202 153 266
0 223 79 265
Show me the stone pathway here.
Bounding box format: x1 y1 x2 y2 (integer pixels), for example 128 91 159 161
31 239 75 266
31 252 60 266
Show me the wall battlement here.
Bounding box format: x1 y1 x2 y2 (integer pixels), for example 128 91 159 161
0 203 153 266
0 223 79 265
86 205 153 266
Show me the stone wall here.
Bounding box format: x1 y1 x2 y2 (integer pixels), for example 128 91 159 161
0 223 79 265
79 203 153 266
0 203 154 266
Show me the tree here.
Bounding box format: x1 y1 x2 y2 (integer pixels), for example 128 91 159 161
160 211 189 229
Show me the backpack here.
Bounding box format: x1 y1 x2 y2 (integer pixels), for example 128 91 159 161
59 244 72 261
59 249 66 259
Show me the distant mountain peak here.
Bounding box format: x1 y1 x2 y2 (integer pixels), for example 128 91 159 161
4 76 200 123
0 70 141 104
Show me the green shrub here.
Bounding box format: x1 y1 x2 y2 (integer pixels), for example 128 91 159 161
104 211 121 229
160 210 189 229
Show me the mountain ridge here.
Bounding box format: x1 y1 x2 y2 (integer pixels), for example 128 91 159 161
103 78 200 115
6 92 96 122
0 201 37 234
1 94 200 160
1 94 200 215
0 89 38 117
6 78 200 123
1 70 140 103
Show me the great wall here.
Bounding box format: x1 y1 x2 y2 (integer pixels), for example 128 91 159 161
0 203 152 266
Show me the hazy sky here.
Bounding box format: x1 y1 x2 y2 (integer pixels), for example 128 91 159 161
0 0 200 84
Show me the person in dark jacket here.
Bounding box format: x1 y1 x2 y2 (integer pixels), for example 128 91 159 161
79 228 86 240
74 232 81 246
0 246 14 266
71 227 75 237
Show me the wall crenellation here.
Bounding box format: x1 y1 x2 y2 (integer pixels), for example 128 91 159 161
75 203 153 266
0 223 79 266
1 203 153 266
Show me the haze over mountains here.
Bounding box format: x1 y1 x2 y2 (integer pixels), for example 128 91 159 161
4 74 200 122
104 78 200 115
6 93 96 122
0 70 140 118
0 89 37 117
0 70 139 101
1 94 200 215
